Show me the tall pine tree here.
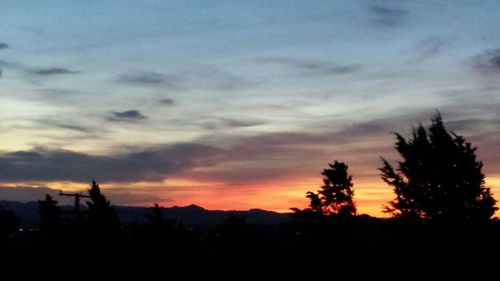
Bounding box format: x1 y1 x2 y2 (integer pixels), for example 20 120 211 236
380 113 497 222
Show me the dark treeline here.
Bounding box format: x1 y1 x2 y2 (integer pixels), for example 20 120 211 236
1 113 500 280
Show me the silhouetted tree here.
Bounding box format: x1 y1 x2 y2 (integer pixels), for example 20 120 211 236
0 207 22 240
145 203 175 231
293 161 356 217
86 180 120 230
380 113 497 222
38 194 61 231
146 204 164 225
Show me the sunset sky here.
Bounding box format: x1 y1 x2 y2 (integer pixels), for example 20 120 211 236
1 1 500 216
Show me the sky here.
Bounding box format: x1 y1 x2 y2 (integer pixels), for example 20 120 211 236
1 1 500 216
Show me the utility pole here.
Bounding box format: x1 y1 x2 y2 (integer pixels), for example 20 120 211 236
59 192 91 219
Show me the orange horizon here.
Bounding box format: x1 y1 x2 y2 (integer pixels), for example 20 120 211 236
2 174 499 218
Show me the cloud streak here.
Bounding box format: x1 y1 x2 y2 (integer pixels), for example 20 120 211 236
159 98 175 106
117 68 256 92
32 67 81 76
118 71 179 89
256 57 360 75
198 118 266 130
369 4 407 27
108 110 148 122
0 59 81 78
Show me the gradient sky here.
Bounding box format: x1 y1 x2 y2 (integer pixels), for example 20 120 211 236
1 1 500 216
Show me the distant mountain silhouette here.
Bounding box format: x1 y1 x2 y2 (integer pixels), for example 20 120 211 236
0 200 290 229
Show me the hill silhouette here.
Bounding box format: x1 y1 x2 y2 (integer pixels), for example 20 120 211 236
0 200 290 229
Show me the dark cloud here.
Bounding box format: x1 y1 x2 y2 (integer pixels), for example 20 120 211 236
0 185 59 202
0 144 222 183
159 98 175 105
369 5 407 27
471 48 500 76
109 110 148 122
0 42 8 50
0 184 169 206
1 110 493 186
118 71 178 88
32 67 81 76
0 117 395 185
256 57 360 75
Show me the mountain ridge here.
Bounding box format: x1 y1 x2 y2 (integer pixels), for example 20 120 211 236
0 200 290 229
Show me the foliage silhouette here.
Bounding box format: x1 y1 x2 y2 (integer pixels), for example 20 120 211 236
293 161 356 218
380 113 497 222
37 194 61 232
0 207 22 241
145 203 176 233
86 180 121 231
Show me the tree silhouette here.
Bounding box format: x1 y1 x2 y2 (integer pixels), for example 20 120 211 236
0 207 22 240
380 113 497 222
145 203 175 231
38 194 61 231
294 161 356 217
86 180 120 230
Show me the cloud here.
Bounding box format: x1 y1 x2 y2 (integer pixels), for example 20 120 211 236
199 118 266 130
0 184 169 206
0 185 59 202
471 48 500 76
159 98 175 105
369 4 407 27
0 42 8 50
108 110 148 122
413 36 448 61
256 57 360 75
0 59 80 78
117 67 257 93
0 117 395 185
32 67 81 76
0 144 222 183
118 71 178 89
1 110 493 188
193 68 257 91
33 118 100 134
31 118 91 133
444 118 500 135
0 59 23 69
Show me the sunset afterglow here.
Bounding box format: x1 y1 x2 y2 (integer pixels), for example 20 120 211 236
2 1 500 217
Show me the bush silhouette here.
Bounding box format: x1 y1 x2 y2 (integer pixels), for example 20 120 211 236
380 113 497 222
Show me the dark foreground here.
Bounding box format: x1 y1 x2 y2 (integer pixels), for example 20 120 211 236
1 215 499 280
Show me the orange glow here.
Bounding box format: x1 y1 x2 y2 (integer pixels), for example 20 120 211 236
130 174 500 218
123 176 395 217
4 174 500 218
